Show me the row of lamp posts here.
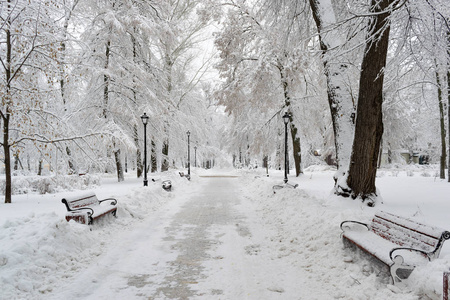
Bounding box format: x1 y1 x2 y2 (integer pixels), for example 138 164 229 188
141 111 292 187
140 113 196 186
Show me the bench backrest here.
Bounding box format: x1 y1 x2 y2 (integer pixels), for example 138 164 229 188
62 192 99 211
371 211 450 257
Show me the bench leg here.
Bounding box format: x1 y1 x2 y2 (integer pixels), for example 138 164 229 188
390 255 415 287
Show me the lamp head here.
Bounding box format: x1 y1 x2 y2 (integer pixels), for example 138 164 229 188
141 113 149 125
282 112 290 124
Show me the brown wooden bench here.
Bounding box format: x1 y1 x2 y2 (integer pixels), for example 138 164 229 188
61 192 118 225
341 211 450 286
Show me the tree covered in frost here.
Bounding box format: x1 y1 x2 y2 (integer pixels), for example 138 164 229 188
0 0 64 203
213 0 449 204
0 0 217 202
214 0 329 175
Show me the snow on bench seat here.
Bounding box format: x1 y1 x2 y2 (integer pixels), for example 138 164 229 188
341 211 450 287
61 191 118 225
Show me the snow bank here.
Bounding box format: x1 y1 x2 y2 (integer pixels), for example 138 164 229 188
0 171 190 299
238 166 450 299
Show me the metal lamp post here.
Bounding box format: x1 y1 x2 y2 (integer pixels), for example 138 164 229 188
282 112 290 184
187 131 191 176
194 145 197 168
141 113 149 186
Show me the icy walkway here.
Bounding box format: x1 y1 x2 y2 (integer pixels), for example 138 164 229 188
49 176 323 299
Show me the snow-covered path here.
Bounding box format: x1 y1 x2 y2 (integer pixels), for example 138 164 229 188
48 175 329 299
47 176 295 299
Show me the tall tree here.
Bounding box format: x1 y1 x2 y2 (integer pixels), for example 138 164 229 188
309 0 356 192
214 0 320 176
0 0 60 203
346 0 400 203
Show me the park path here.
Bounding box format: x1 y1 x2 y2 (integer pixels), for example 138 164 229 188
50 175 313 299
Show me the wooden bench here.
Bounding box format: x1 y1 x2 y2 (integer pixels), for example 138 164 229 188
61 192 118 225
162 180 172 191
341 211 450 286
179 172 191 181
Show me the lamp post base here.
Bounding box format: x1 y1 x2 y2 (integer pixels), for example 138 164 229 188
144 179 148 186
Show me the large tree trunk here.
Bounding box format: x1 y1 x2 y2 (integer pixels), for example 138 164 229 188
309 0 356 193
346 0 395 204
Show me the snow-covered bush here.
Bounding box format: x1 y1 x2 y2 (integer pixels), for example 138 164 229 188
0 174 101 195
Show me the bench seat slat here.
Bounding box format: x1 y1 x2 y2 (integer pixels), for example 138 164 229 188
343 229 395 265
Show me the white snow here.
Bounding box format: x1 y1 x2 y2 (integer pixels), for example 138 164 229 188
1 165 450 299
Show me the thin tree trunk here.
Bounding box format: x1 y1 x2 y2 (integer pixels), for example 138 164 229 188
290 122 302 176
161 140 169 172
151 139 157 172
134 124 143 178
13 152 19 171
38 158 43 176
436 67 446 179
3 0 12 203
114 148 124 182
103 40 110 119
347 0 395 204
447 29 450 182
3 120 11 203
278 61 302 176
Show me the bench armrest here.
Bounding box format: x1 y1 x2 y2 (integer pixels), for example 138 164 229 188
340 220 369 232
99 198 118 205
66 207 94 216
389 247 431 262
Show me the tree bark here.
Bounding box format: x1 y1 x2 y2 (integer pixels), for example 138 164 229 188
447 29 450 182
290 121 302 176
347 0 395 203
114 148 124 182
3 0 12 203
151 139 157 172
308 0 356 193
134 124 143 178
161 140 169 172
66 146 77 175
278 61 302 176
103 40 110 119
435 67 446 179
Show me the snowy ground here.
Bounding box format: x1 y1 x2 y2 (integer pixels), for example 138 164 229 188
1 165 450 299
